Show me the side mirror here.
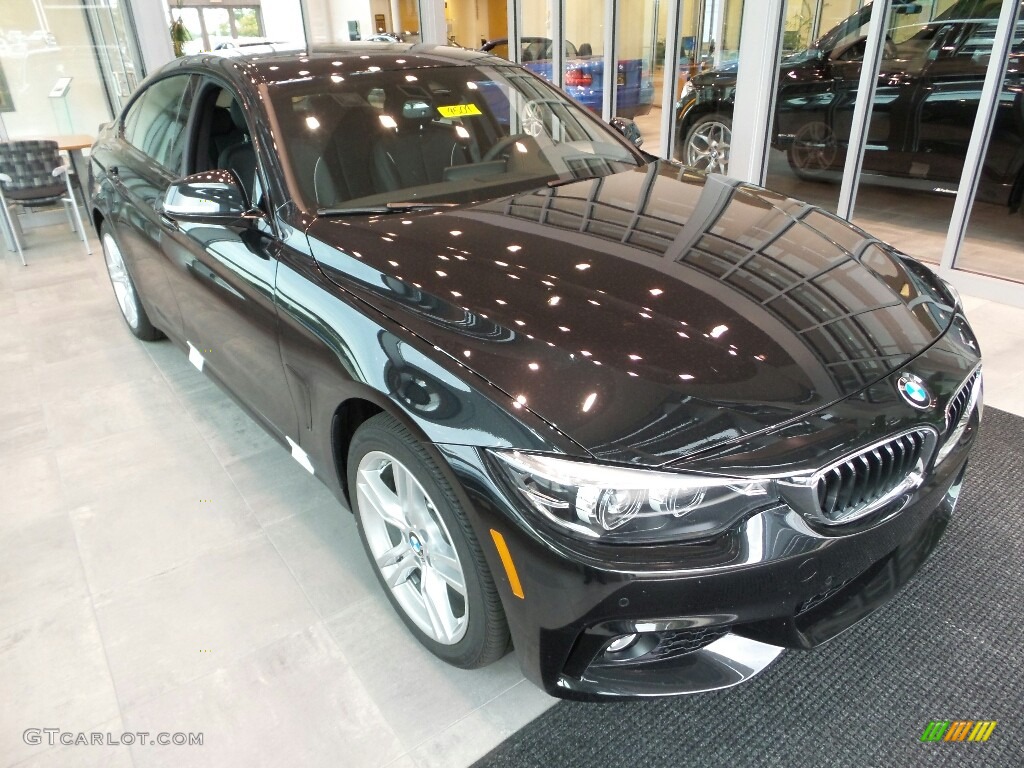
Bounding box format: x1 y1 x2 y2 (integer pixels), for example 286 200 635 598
609 116 643 148
161 170 257 225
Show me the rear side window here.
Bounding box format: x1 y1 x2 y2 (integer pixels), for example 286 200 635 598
123 75 196 172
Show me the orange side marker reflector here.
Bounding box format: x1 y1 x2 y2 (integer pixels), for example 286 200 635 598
490 529 525 599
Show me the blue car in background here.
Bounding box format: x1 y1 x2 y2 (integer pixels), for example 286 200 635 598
481 37 654 118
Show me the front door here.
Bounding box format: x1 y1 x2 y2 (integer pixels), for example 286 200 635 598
159 80 297 440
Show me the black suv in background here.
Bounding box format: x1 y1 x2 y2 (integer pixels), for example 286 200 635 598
676 0 1024 209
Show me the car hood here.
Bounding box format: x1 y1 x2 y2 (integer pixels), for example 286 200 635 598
305 161 954 465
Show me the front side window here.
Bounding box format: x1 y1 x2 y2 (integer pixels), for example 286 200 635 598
268 64 643 213
123 75 195 172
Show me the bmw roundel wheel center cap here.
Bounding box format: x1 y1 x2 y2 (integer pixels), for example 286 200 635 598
408 532 427 561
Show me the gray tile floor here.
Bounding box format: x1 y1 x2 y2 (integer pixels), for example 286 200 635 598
2 221 1023 768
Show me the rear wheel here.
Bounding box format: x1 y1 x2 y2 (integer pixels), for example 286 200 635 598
786 121 840 181
100 224 162 341
682 114 732 174
348 413 509 667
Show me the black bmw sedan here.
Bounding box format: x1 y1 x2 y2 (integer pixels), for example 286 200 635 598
676 0 1023 208
88 42 982 700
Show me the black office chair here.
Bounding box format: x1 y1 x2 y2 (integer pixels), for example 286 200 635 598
0 139 91 265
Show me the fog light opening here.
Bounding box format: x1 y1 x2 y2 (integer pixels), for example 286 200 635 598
606 633 639 653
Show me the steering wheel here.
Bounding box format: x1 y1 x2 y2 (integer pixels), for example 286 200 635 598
482 133 531 162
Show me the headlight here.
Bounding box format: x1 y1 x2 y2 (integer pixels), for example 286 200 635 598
679 80 695 102
490 450 777 544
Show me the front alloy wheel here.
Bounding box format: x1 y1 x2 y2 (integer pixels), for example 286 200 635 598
356 449 469 644
348 413 509 668
684 114 732 174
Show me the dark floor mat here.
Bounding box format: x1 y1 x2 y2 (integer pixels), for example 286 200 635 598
475 408 1024 767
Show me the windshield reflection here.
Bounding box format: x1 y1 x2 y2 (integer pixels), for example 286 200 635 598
268 64 642 213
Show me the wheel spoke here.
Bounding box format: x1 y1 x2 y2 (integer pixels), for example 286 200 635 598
379 545 418 589
357 467 408 531
430 546 466 595
393 463 431 530
421 568 458 643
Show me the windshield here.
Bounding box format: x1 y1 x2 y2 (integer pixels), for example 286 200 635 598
267 63 642 213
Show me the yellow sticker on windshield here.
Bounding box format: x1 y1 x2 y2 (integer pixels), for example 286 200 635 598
437 104 482 118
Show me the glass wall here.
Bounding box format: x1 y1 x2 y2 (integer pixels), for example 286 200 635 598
848 0 996 265
956 8 1024 283
284 0 388 45
0 0 142 138
169 0 304 52
616 0 663 151
446 0 506 48
763 0 860 214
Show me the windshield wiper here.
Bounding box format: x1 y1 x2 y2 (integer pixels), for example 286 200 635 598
316 202 459 216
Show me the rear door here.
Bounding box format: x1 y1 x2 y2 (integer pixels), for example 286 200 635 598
109 74 197 337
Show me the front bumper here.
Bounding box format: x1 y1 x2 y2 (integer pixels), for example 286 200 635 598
438 320 981 700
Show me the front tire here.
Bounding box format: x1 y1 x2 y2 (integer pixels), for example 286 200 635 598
348 413 509 668
100 224 162 341
682 113 732 174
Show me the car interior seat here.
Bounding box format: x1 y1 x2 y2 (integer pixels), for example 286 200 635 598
217 100 258 203
371 99 473 192
312 105 381 207
207 106 237 168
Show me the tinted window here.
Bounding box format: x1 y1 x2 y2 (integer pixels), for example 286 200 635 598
269 64 641 212
123 75 195 171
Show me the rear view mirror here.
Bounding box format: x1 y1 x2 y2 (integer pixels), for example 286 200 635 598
161 170 255 224
610 116 643 148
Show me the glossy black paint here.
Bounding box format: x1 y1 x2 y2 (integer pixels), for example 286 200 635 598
307 164 958 466
89 43 982 700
